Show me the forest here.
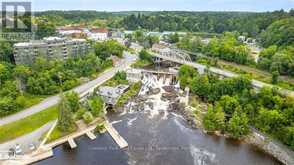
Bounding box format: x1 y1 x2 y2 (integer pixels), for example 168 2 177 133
178 65 294 150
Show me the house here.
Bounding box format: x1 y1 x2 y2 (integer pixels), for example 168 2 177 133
97 85 130 106
57 26 86 38
88 28 110 41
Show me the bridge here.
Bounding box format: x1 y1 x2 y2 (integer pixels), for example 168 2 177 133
148 50 294 97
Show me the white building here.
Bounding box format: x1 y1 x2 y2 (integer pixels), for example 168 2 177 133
88 28 109 41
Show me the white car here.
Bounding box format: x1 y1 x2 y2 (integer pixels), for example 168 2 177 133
29 143 36 151
14 144 22 155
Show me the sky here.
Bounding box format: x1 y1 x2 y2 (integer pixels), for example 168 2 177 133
30 0 294 12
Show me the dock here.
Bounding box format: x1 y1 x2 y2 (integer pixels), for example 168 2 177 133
68 138 77 149
86 131 96 140
105 121 128 149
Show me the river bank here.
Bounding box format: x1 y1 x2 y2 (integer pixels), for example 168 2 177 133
34 72 284 165
175 95 294 165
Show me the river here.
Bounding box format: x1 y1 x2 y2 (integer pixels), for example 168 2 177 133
36 73 282 165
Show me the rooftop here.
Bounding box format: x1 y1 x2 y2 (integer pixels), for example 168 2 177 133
90 28 109 33
97 85 129 105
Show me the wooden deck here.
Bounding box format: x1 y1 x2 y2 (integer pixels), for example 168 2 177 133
105 121 128 149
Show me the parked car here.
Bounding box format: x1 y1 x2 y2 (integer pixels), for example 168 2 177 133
14 144 22 155
29 143 36 151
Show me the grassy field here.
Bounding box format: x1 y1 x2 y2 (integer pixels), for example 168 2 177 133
216 61 294 90
0 106 58 143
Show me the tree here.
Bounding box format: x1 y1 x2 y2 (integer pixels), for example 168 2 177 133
13 65 31 93
88 96 104 117
114 71 127 83
271 70 279 84
83 111 94 124
217 95 240 115
167 33 180 43
35 18 56 39
0 64 7 86
94 40 125 60
144 35 159 48
255 108 286 134
281 126 294 150
65 92 80 113
178 65 197 88
0 41 13 62
139 49 153 62
203 105 225 132
190 75 211 99
57 93 75 132
261 17 294 47
227 112 250 139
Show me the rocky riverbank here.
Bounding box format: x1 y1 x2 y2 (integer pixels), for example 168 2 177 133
245 131 294 165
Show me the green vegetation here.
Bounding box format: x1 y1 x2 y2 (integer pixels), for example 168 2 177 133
226 112 250 139
103 71 129 87
132 50 153 68
260 17 294 47
120 11 292 36
258 46 294 77
178 32 253 65
125 30 159 48
179 65 294 147
203 105 225 132
94 39 126 60
0 40 125 117
57 93 76 132
0 106 58 143
116 82 142 108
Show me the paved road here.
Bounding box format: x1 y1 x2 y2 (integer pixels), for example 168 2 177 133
0 52 137 126
150 51 294 97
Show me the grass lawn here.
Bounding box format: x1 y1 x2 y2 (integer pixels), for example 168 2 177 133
46 126 76 143
0 106 58 143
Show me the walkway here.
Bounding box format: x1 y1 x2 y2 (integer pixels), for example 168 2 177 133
104 121 128 149
0 52 137 126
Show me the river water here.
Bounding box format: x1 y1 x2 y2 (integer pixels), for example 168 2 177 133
36 74 282 165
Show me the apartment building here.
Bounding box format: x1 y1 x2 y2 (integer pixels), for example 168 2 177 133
14 37 92 65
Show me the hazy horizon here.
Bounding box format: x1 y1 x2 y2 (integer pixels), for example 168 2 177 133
28 0 294 12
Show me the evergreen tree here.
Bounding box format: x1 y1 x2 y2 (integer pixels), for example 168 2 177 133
58 93 75 132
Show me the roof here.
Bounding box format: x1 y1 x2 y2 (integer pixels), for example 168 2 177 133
97 85 129 105
90 28 109 33
58 26 84 31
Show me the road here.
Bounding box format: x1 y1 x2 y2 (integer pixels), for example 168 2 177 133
150 51 294 97
0 52 137 126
